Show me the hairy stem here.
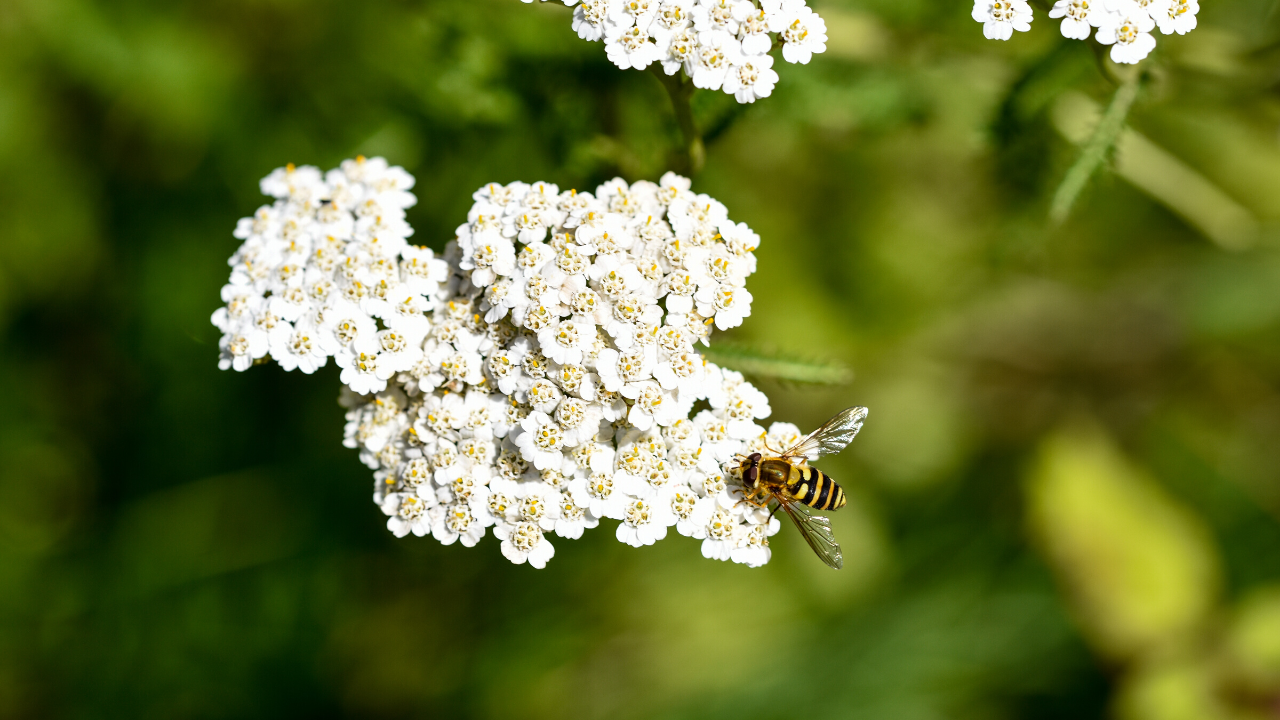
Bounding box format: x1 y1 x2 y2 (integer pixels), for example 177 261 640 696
1049 68 1143 225
649 66 706 176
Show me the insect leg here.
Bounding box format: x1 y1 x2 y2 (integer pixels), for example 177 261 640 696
741 488 769 508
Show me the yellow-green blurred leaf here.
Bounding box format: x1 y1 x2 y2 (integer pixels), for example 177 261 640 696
1225 585 1280 692
1115 656 1236 720
1026 424 1220 661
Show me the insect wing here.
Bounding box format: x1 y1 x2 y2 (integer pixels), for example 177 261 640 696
775 493 844 570
782 406 869 462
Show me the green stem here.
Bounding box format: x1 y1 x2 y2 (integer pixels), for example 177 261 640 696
1088 40 1120 86
649 66 705 176
1049 69 1143 225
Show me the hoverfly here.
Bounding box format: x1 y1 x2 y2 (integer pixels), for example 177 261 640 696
734 406 869 570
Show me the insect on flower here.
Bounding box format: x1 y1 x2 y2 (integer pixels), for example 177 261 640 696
733 406 868 569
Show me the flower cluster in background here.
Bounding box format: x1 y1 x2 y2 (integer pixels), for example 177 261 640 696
213 158 802 568
528 0 826 103
973 0 1199 63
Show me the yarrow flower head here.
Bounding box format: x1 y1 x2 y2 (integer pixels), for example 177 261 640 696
977 0 1198 63
214 158 827 568
541 0 822 104
1095 0 1158 64
972 0 1033 40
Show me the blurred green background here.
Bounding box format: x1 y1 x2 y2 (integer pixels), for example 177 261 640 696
3 0 1280 717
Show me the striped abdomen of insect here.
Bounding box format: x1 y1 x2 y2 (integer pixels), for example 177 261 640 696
785 463 846 511
739 453 846 511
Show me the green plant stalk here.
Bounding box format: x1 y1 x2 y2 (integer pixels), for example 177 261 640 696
1049 69 1142 225
649 66 706 176
1088 40 1120 86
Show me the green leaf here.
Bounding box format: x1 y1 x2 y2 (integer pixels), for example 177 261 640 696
700 342 854 386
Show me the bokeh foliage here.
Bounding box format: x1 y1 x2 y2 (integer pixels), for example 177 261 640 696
2 0 1280 717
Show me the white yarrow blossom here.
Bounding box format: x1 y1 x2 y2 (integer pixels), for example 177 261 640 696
214 161 851 569
574 0 611 40
528 0 826 103
972 0 1033 40
776 5 828 64
1049 0 1101 39
1096 2 1157 63
978 0 1197 58
723 52 779 103
1156 0 1197 34
606 25 662 70
691 32 737 91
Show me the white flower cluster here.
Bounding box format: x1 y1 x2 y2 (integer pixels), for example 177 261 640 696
973 0 1198 64
529 0 826 103
213 157 800 568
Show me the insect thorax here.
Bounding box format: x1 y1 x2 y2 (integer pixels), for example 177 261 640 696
758 458 794 488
